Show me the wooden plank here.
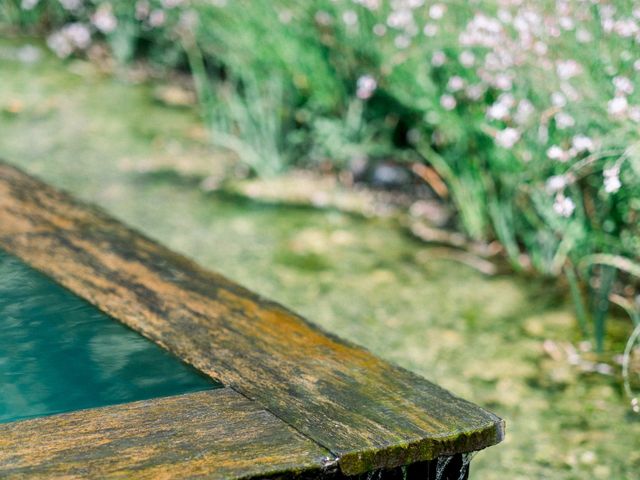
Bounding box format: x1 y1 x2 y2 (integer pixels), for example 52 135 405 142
0 388 333 479
0 161 504 475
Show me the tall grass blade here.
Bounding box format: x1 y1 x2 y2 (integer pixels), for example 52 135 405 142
564 265 590 337
592 266 616 353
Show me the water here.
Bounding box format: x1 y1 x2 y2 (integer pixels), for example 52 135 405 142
0 249 219 424
435 456 453 480
357 455 472 479
457 453 474 480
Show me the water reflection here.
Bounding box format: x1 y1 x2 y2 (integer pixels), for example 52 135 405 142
0 249 218 423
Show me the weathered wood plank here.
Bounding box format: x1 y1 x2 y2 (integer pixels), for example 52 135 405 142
0 161 504 475
0 388 332 479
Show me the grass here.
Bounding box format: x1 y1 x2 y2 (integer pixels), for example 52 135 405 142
1 45 639 477
1 0 639 378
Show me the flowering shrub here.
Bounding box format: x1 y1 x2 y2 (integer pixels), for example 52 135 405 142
3 0 189 63
2 0 640 352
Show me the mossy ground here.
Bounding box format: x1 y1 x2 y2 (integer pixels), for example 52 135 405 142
0 40 638 479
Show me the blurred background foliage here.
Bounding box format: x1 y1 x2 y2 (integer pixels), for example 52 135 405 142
1 0 639 399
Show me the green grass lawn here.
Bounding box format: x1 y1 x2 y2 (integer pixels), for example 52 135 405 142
0 41 638 479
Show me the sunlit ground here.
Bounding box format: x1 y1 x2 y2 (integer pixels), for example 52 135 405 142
1 40 638 479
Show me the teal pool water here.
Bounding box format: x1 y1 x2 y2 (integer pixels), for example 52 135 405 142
0 249 219 423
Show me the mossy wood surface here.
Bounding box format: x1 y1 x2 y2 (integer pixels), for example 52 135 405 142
0 388 332 479
0 161 504 476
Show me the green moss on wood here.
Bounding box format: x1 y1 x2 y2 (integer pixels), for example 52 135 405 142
0 161 504 476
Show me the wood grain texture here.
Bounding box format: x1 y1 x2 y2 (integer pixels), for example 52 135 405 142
0 161 504 475
0 388 333 479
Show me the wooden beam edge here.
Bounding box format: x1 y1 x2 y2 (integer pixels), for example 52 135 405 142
0 388 336 480
0 160 505 475
337 416 505 475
